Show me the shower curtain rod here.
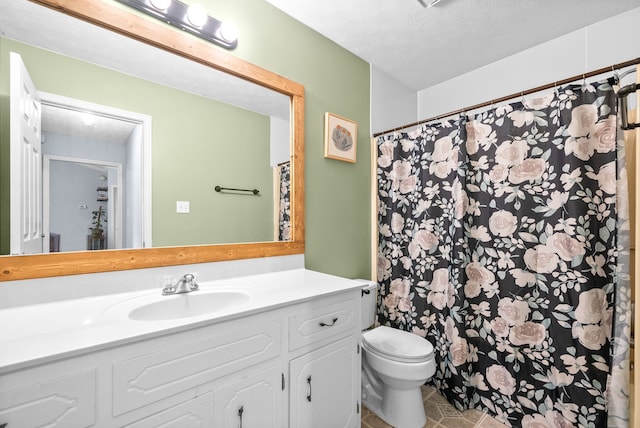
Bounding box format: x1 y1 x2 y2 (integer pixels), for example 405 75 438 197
373 57 640 138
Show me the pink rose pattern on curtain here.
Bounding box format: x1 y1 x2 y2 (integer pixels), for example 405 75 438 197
376 79 630 427
278 161 291 241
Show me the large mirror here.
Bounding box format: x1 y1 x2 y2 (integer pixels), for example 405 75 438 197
0 0 305 281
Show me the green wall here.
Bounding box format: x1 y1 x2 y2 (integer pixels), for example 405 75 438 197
206 0 373 279
0 38 274 252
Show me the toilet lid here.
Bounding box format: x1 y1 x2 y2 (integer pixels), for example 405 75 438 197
362 326 434 362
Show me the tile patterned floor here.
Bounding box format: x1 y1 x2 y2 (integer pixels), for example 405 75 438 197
361 385 509 428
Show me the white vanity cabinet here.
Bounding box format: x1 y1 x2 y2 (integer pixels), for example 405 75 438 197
0 274 362 428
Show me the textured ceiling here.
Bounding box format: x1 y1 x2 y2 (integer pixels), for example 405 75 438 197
264 0 640 91
41 104 137 144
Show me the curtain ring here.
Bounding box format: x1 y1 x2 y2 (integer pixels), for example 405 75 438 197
520 91 527 110
611 65 620 85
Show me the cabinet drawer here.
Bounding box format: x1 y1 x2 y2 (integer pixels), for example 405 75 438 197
0 369 96 427
113 318 281 416
123 392 214 428
289 295 358 351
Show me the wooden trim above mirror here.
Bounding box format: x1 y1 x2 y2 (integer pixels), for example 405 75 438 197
0 0 305 282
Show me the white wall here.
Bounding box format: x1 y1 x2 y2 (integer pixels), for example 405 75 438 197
270 116 290 166
49 161 104 252
42 132 126 164
417 7 640 120
371 66 418 135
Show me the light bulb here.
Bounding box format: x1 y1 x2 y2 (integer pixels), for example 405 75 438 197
81 112 96 126
187 3 208 27
149 0 171 10
219 22 238 43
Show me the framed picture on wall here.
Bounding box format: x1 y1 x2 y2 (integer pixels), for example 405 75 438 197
324 112 357 163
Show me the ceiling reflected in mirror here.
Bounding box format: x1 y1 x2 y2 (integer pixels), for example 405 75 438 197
42 104 137 143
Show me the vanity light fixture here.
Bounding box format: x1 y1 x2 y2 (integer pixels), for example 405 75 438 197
114 0 238 49
148 0 171 10
418 0 445 7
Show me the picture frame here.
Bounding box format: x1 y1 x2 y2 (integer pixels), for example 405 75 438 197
324 112 357 163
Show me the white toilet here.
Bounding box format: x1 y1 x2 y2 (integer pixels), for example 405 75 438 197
360 281 436 428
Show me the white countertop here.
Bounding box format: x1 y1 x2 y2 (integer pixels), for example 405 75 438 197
0 269 364 374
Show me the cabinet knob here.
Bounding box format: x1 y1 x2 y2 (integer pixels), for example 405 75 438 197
306 375 312 402
238 405 244 428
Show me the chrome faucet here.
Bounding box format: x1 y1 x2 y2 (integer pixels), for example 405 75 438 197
162 273 199 295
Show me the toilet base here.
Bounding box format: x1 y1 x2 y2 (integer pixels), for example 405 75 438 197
362 377 426 428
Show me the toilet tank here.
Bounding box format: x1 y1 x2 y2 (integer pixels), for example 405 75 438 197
357 280 378 329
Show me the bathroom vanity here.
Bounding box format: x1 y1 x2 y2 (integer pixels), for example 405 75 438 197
0 269 362 428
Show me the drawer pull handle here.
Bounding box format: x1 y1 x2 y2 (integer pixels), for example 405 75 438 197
238 405 244 428
306 375 312 402
319 317 338 327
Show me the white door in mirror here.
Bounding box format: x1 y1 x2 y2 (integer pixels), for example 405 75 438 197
10 52 43 255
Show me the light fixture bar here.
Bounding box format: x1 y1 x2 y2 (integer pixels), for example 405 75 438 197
114 0 238 49
418 0 445 7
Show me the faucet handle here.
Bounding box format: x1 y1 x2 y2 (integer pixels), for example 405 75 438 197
184 273 199 291
162 274 176 295
162 284 176 295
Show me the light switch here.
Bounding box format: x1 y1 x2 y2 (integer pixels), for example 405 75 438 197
176 201 190 213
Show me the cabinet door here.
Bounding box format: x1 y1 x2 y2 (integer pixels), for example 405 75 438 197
0 369 95 427
214 364 283 428
289 335 359 428
123 392 214 428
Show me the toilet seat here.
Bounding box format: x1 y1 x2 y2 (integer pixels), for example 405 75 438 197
363 326 434 363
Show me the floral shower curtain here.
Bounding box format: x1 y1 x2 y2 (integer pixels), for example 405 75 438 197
277 161 291 241
376 79 631 427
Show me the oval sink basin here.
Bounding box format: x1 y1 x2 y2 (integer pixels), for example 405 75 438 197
106 290 251 321
131 291 250 321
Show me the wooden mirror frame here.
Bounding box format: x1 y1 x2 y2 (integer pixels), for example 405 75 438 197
0 0 305 282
